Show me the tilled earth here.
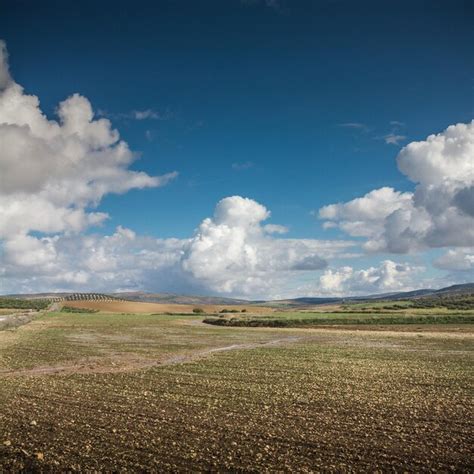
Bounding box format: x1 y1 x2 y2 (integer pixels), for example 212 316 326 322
0 313 473 472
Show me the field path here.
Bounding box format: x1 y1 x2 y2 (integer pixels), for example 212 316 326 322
0 335 304 377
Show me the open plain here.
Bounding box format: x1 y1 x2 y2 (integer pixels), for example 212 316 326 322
63 299 273 315
1 300 473 471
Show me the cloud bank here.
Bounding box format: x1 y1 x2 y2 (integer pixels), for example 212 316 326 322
1 195 354 298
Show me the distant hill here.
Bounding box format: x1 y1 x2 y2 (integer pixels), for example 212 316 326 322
2 291 251 305
364 283 474 301
3 283 473 306
111 292 251 306
265 283 474 307
431 283 474 295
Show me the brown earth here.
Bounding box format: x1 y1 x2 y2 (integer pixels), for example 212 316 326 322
1 312 472 472
64 300 273 314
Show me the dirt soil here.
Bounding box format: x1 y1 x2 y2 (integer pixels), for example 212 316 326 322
0 312 472 472
64 300 273 314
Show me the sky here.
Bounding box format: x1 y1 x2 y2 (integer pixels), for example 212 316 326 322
0 0 473 298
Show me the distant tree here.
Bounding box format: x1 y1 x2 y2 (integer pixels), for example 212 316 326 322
193 307 204 314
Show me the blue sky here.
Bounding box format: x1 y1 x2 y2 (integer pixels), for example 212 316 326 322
0 0 473 297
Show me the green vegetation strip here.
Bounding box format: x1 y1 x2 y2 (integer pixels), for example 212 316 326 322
61 306 98 313
0 298 50 311
204 313 474 327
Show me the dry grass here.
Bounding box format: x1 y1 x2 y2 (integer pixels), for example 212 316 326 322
0 309 22 315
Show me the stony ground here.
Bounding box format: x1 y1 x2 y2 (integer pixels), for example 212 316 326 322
0 312 472 471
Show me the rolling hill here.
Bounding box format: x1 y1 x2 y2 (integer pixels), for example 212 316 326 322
3 283 473 307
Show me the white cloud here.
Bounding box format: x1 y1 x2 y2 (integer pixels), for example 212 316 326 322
341 121 407 146
264 224 289 234
0 40 11 89
319 120 474 255
397 121 474 186
179 197 334 296
97 108 169 121
433 248 474 271
232 161 254 171
339 122 369 132
319 187 413 238
0 40 177 241
0 196 357 298
133 109 160 120
317 260 424 296
384 133 406 145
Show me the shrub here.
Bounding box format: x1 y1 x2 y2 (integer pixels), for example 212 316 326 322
193 307 204 314
0 298 50 311
62 306 98 313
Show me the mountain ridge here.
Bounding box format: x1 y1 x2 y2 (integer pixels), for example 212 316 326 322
3 283 473 306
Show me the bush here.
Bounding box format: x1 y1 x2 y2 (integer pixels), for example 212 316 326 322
203 314 474 328
0 298 50 311
192 308 204 314
62 306 98 313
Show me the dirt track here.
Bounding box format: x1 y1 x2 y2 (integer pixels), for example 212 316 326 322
0 335 303 377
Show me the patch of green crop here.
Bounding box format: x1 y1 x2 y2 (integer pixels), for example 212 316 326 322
61 306 99 313
204 312 474 327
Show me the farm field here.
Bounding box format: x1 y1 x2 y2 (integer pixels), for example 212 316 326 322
204 310 474 328
0 307 473 471
63 299 272 315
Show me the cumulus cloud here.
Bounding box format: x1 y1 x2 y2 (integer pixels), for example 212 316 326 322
397 122 474 185
179 196 334 296
0 40 176 241
0 196 355 298
317 260 424 296
0 40 11 89
319 121 474 255
0 226 184 294
319 187 413 239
